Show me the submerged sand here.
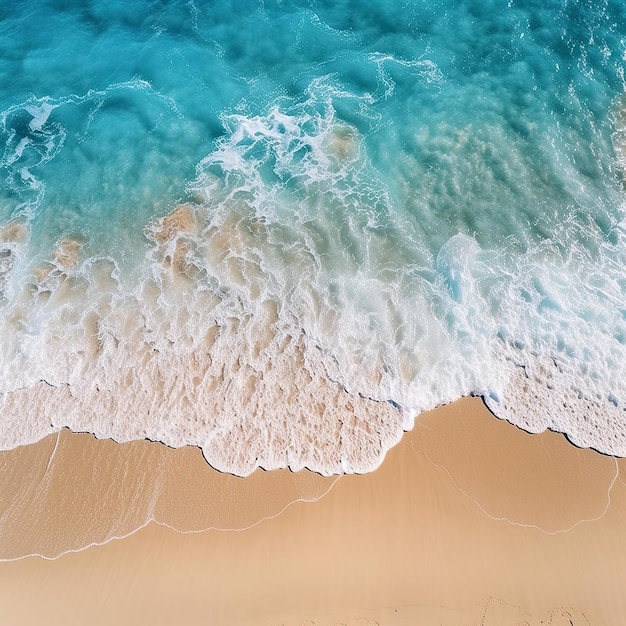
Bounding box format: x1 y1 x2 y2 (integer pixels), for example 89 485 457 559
0 397 624 624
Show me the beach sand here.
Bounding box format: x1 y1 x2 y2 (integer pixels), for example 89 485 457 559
0 397 624 625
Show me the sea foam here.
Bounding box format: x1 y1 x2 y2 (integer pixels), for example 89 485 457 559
0 98 414 475
1 0 626 474
1 91 626 475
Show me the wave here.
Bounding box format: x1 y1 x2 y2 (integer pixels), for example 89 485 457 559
1 0 626 475
0 84 625 476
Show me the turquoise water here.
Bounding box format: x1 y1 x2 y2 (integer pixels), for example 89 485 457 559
0 0 625 474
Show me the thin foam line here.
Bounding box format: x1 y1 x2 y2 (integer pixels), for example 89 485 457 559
43 429 61 477
0 474 342 562
416 443 619 535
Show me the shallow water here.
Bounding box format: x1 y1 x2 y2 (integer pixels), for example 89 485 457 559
0 0 625 474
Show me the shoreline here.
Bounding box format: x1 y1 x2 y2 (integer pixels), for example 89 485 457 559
0 397 625 624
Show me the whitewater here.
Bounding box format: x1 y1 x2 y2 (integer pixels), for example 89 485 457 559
1 0 626 475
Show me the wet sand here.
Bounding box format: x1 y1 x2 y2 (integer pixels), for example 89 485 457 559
0 397 625 624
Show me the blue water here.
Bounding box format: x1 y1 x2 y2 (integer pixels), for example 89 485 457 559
0 0 625 474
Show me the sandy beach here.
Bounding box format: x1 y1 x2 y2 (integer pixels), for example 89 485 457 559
0 397 624 625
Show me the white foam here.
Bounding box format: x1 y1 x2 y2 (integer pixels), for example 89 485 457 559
368 52 444 99
26 102 57 133
0 120 411 474
1 95 626 476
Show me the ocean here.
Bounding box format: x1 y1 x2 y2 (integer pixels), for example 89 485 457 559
0 0 625 475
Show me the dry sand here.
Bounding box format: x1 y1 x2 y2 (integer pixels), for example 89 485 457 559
0 397 625 625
